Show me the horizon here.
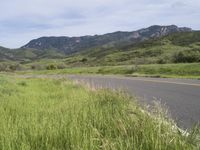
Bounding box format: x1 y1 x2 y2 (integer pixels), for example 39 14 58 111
1 24 196 49
0 0 199 48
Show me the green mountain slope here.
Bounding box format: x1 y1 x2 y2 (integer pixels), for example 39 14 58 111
22 25 191 55
63 31 200 66
0 26 199 70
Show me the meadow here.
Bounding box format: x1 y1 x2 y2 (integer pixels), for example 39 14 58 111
0 75 199 149
17 63 200 79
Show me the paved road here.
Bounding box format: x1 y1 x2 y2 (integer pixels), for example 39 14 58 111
68 75 200 129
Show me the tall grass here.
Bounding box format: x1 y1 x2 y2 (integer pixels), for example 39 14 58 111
16 63 200 79
0 75 199 149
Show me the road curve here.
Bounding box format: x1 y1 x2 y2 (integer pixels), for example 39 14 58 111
68 75 200 129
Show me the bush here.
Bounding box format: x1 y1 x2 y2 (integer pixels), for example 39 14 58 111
46 64 57 70
0 63 23 72
173 50 200 63
157 58 166 64
0 64 8 71
156 56 169 64
31 64 43 70
31 65 36 70
81 58 88 63
57 64 66 69
9 64 22 71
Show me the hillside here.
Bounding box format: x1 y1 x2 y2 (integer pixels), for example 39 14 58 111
1 25 200 71
62 31 200 66
22 25 191 55
0 25 193 63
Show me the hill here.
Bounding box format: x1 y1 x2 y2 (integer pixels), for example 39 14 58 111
22 25 191 55
1 25 200 71
0 25 193 63
61 31 200 66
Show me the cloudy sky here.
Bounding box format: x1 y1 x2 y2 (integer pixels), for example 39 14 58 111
0 0 199 48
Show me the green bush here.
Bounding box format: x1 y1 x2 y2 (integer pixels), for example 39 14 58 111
0 64 8 71
157 58 167 64
57 64 67 69
81 58 88 63
9 64 22 71
46 64 57 70
173 50 200 63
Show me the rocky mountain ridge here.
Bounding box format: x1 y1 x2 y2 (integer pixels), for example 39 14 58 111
22 25 192 54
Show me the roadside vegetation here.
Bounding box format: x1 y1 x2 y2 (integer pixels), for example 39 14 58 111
0 27 200 149
0 75 199 149
16 63 200 79
1 32 200 79
1 31 200 66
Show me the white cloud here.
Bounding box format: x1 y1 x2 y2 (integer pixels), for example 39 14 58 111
0 0 199 48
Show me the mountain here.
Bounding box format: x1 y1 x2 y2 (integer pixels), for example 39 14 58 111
22 25 192 55
0 26 199 71
0 46 13 61
63 31 200 66
0 24 197 68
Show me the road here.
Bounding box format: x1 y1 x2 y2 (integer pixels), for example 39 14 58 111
68 75 200 129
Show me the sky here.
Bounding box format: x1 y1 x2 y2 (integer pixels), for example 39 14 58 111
0 0 199 48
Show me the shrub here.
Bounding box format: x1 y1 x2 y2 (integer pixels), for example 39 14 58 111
31 65 36 70
31 64 43 70
46 64 57 70
81 58 88 63
0 64 8 71
157 56 169 64
9 64 22 71
157 58 166 64
57 64 66 69
173 50 200 63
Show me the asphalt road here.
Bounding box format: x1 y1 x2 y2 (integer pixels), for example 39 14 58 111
68 75 200 129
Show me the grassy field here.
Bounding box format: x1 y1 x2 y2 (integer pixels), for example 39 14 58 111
17 63 200 79
0 75 199 149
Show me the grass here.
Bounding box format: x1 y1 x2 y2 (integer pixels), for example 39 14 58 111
0 75 199 149
16 63 200 79
133 63 200 78
1 32 200 72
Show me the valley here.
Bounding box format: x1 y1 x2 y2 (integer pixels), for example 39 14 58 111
0 25 200 149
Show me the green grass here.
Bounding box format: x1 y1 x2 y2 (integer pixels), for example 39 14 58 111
58 32 200 66
134 63 200 78
0 75 199 149
17 63 200 79
1 32 200 76
2 32 200 70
